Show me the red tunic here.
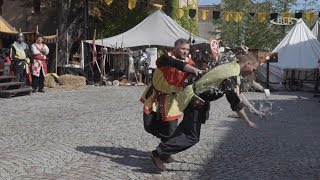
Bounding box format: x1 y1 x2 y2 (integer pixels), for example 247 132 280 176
140 52 194 121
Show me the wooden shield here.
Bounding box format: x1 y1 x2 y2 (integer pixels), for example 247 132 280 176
210 38 220 59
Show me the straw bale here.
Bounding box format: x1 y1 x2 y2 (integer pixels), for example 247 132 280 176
44 75 58 88
58 74 86 88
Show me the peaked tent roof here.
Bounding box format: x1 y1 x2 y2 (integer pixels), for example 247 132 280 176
272 19 320 69
0 16 18 34
85 10 208 48
311 21 320 41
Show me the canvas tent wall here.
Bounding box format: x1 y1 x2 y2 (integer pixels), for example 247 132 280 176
84 10 208 48
257 19 320 84
312 21 320 41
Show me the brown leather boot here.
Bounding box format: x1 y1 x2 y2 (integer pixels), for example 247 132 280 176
150 150 166 171
162 156 175 163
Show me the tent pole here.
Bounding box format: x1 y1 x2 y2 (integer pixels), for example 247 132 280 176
266 61 270 89
55 29 58 74
66 31 69 65
81 40 85 69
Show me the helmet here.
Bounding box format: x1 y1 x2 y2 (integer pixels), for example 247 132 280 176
17 33 24 43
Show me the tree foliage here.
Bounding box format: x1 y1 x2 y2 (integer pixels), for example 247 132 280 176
165 0 199 36
88 0 151 38
214 0 319 51
38 0 153 65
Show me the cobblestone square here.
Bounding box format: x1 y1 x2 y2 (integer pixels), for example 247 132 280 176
0 86 319 179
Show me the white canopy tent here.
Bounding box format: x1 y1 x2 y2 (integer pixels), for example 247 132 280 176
312 21 320 41
257 19 320 84
84 10 208 48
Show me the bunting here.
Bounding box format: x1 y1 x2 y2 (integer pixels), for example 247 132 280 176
189 9 197 18
104 1 320 23
305 11 314 21
224 11 232 22
282 12 291 24
233 12 244 22
201 10 209 20
270 13 278 20
128 0 137 10
258 13 267 22
177 8 184 18
104 0 113 5
212 11 221 20
295 12 303 19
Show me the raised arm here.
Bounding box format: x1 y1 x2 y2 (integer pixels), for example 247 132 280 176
156 54 203 76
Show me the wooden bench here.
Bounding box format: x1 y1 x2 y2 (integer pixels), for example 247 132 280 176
0 76 15 83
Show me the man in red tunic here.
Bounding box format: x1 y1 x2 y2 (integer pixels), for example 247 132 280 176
31 34 49 93
140 39 202 162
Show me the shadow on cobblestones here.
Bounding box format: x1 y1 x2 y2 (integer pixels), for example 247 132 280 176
76 146 162 174
197 98 320 179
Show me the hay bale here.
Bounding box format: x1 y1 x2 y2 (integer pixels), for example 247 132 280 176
45 75 58 88
58 74 86 88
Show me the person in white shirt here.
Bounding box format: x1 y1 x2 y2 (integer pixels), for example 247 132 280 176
31 34 49 93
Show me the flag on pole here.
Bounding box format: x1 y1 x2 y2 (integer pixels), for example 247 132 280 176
92 29 97 65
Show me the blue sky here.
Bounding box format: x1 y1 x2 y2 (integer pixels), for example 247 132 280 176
198 0 220 5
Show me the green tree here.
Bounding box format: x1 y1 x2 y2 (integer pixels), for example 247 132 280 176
90 0 151 38
165 0 199 36
215 0 301 51
39 0 152 65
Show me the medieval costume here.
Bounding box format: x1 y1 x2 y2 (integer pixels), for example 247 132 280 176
10 34 31 83
140 52 194 141
151 61 246 170
31 36 49 92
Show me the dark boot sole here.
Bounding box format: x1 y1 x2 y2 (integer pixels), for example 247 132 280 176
150 152 166 171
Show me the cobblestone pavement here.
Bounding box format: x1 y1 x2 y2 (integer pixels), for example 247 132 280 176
0 86 319 179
